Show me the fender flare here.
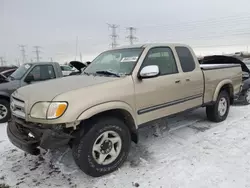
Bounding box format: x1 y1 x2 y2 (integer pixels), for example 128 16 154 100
213 79 233 101
77 101 138 128
0 91 10 99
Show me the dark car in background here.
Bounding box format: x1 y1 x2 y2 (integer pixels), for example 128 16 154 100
201 55 250 105
0 67 18 84
0 62 63 123
1 68 17 78
0 66 17 73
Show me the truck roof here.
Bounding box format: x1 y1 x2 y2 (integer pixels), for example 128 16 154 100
25 62 59 66
113 43 190 50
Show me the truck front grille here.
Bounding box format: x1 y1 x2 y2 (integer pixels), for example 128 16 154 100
10 96 25 119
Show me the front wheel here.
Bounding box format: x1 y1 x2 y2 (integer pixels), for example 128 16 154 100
72 117 131 177
0 99 10 123
206 90 230 122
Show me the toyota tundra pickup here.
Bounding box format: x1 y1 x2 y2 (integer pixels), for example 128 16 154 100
7 43 242 177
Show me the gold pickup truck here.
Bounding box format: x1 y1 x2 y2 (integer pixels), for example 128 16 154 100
7 43 242 177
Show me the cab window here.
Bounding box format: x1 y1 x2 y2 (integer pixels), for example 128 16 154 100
142 47 178 75
27 65 56 81
175 46 196 72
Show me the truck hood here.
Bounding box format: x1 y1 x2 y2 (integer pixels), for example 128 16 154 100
0 80 20 92
0 73 8 83
69 61 87 71
15 75 120 101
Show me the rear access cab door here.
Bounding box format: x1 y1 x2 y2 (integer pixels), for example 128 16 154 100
174 46 204 106
132 45 204 125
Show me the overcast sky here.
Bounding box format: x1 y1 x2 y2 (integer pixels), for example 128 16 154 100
1 0 250 65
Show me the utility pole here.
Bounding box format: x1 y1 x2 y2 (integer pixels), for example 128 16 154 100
80 52 82 62
107 23 119 48
75 36 78 61
15 58 20 66
18 45 27 64
126 27 137 45
0 57 6 66
33 46 42 62
50 57 53 62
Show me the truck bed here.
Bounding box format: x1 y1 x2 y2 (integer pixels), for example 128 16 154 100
200 64 242 104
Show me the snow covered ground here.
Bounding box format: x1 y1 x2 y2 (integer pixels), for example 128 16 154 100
1 104 250 188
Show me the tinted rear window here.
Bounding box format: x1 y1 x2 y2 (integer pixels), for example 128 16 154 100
175 47 196 72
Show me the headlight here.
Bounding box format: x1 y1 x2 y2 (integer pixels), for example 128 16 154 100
47 102 68 119
30 102 68 119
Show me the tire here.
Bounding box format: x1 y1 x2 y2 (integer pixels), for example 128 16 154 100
206 90 230 122
243 88 250 105
72 117 131 177
0 99 10 123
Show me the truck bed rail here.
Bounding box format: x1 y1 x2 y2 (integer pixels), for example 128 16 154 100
200 64 240 70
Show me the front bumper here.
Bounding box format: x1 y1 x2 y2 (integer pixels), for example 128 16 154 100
7 117 73 155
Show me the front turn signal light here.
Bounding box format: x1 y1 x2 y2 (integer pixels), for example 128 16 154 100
47 102 68 119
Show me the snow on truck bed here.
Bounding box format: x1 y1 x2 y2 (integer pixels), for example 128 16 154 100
1 105 250 188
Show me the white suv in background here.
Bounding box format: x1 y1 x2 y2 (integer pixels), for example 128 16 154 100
60 65 74 76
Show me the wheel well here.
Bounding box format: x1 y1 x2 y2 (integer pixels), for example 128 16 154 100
84 109 138 143
0 95 10 102
220 84 234 104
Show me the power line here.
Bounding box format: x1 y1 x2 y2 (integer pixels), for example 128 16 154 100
142 29 250 44
126 27 137 45
18 45 27 64
33 46 42 62
193 43 250 49
138 19 250 36
107 23 119 48
139 15 250 29
171 31 250 42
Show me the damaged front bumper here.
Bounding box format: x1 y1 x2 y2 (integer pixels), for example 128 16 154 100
7 117 73 155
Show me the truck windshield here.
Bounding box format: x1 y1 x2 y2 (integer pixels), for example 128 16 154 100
83 48 143 76
10 64 32 80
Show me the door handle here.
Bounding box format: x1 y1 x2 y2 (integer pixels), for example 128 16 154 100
175 80 181 83
186 78 190 82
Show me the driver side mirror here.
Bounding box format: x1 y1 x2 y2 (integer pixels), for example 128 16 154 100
139 65 160 79
24 74 34 83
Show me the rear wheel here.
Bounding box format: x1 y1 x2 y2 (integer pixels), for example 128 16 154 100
72 117 131 177
0 99 10 123
206 90 230 122
243 88 250 105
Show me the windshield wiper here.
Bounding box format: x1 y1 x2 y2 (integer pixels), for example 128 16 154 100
82 72 90 76
95 70 120 77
